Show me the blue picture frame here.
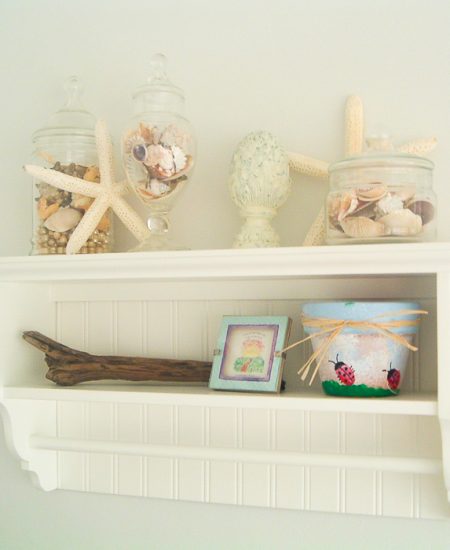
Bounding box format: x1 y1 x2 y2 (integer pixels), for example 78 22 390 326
209 316 292 393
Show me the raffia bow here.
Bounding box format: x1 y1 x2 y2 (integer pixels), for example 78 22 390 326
281 309 428 385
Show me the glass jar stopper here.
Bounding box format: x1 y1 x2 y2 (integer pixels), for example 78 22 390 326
132 54 185 113
33 76 96 141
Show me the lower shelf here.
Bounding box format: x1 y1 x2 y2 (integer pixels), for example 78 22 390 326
1 383 446 518
3 384 438 416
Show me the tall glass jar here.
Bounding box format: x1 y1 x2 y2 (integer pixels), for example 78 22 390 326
326 152 436 244
121 54 196 251
31 76 113 255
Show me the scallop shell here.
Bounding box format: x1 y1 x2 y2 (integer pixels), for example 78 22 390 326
44 208 82 233
378 209 422 236
356 183 388 202
340 216 385 238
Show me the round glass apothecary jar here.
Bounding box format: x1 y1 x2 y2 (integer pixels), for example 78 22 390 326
122 53 196 251
326 152 436 244
31 76 113 255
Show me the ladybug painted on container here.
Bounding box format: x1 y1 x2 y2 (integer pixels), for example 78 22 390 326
383 363 401 392
329 354 355 386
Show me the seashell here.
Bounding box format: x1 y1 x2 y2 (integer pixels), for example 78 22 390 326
171 145 187 172
38 197 59 220
406 200 435 225
139 122 153 142
160 154 194 182
351 201 377 219
96 212 110 232
356 183 388 202
123 129 144 154
44 208 82 233
340 216 385 238
145 144 174 174
394 186 416 202
132 143 148 163
71 193 93 211
374 193 404 218
37 182 60 201
378 209 422 236
336 192 358 222
83 166 100 183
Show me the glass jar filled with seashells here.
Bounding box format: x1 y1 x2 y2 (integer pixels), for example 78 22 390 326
122 53 196 251
30 76 113 255
326 152 436 244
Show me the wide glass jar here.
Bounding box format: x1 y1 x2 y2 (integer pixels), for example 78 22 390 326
121 54 195 251
326 152 436 244
31 76 112 255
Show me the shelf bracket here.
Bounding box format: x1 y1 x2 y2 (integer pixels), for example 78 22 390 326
0 399 57 491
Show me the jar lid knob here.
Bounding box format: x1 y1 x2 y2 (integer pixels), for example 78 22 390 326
147 53 169 84
64 75 84 109
131 53 185 113
32 75 96 141
365 134 394 152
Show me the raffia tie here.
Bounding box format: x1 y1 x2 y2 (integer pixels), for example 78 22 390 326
281 309 428 386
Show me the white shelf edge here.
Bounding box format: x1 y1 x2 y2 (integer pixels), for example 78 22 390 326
0 242 449 282
3 385 438 416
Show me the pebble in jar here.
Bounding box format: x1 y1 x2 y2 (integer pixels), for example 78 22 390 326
31 76 112 255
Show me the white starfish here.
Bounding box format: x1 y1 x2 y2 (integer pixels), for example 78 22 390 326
25 120 151 254
288 95 437 246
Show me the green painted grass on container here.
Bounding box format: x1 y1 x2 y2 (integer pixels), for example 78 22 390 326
322 380 398 397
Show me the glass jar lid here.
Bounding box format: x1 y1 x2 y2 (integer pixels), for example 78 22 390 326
32 76 96 142
132 53 185 114
329 152 434 173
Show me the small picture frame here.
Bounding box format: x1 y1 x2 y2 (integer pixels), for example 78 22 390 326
209 316 292 393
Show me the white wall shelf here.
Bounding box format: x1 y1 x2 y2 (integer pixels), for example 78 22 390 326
0 242 449 518
0 242 449 282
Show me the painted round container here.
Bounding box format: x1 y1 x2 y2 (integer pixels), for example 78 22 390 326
301 301 421 397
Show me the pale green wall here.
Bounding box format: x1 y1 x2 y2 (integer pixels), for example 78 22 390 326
1 422 450 550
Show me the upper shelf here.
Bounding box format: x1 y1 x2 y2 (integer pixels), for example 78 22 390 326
0 242 449 282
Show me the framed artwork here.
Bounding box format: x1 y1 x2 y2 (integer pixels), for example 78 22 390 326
209 316 292 393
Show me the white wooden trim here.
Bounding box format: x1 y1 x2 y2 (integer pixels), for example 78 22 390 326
4 386 438 416
0 242 449 282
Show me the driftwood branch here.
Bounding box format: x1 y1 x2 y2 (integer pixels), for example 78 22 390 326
23 331 212 386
